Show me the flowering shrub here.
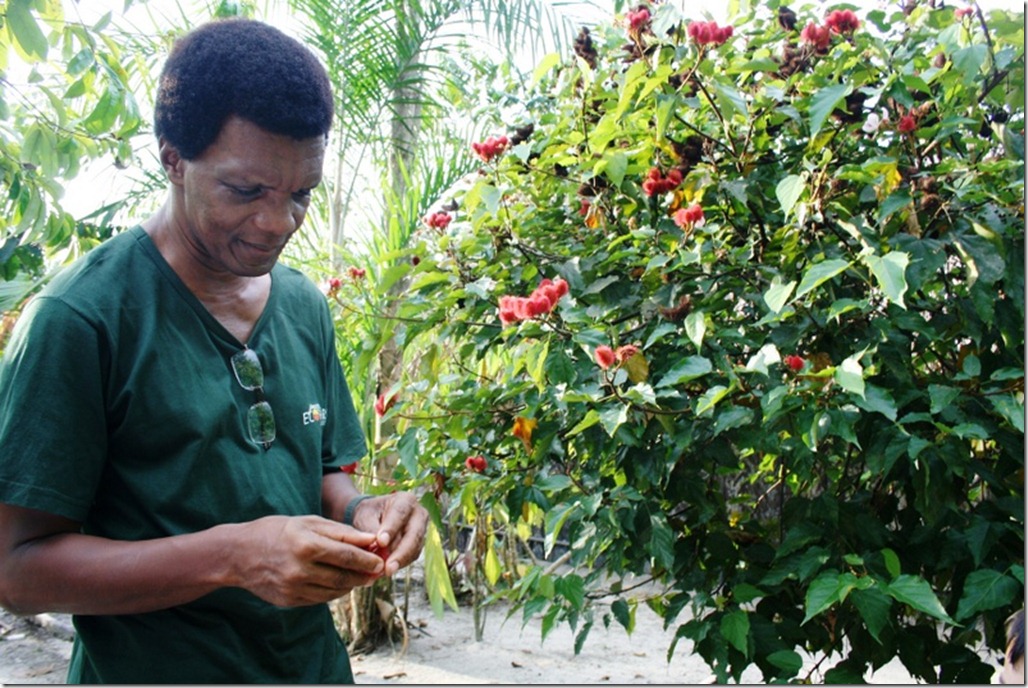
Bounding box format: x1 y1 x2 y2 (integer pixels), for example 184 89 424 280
386 2 1023 682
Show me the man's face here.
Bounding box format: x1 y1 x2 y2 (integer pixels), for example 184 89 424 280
170 115 326 277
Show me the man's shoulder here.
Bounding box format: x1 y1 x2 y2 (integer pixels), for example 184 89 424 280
45 227 148 297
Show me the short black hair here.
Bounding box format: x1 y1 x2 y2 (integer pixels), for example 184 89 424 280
154 18 334 160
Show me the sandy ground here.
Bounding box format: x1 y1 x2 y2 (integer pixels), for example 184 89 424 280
0 573 1003 685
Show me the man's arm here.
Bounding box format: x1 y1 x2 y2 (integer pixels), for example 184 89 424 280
0 502 384 616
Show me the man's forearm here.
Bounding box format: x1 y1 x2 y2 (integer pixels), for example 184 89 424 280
0 522 242 616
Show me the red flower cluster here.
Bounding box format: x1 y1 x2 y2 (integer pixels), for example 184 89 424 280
498 277 570 325
784 355 805 372
595 344 641 370
465 455 487 472
349 266 367 280
800 22 831 51
626 7 651 32
424 211 452 229
688 20 734 46
374 391 398 417
673 203 705 229
897 114 917 134
825 9 860 33
472 135 509 163
326 277 343 294
642 167 683 196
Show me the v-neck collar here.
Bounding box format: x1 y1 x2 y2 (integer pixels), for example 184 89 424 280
131 226 278 348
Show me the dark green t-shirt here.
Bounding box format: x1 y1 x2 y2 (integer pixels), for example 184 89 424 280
0 227 367 683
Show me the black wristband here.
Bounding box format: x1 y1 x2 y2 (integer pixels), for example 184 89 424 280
343 494 371 526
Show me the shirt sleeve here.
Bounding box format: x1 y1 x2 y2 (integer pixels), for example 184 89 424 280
0 296 109 521
316 296 367 474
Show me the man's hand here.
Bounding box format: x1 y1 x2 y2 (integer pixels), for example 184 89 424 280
237 515 385 607
349 493 428 576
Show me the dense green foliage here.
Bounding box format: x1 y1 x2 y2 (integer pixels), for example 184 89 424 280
2 0 1024 681
357 1 1025 681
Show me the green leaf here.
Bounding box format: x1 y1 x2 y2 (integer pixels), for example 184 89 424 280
864 251 910 308
887 575 956 624
721 610 750 655
423 521 459 617
882 548 901 579
763 277 796 314
852 383 896 420
397 427 420 479
7 0 49 62
531 52 561 87
601 150 628 187
684 311 706 350
484 540 502 586
567 410 601 437
852 586 893 644
695 385 729 416
611 598 636 633
851 584 892 641
649 513 675 571
928 384 961 415
796 259 850 299
767 650 803 676
776 174 806 220
955 569 1021 621
599 403 628 437
555 574 586 611
809 83 850 136
803 571 861 624
834 353 865 398
714 80 748 119
744 344 780 375
990 394 1025 433
656 356 712 387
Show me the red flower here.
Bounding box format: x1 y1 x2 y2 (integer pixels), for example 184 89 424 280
784 355 805 372
465 455 488 472
374 391 398 417
348 266 367 280
340 462 358 474
615 344 640 363
595 345 617 369
626 7 651 33
673 203 705 230
955 7 974 18
800 22 831 51
497 278 569 325
326 277 343 294
472 135 510 163
688 20 734 46
424 211 452 229
526 294 552 317
825 9 859 34
643 167 683 196
897 114 917 134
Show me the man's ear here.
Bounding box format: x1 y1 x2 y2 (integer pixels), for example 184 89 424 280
158 137 186 184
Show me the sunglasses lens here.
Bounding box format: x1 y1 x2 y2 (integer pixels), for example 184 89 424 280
231 348 264 390
247 400 276 445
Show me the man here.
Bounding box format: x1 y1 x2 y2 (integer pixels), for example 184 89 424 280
0 18 427 683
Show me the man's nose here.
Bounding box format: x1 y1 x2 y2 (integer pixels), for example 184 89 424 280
256 198 300 235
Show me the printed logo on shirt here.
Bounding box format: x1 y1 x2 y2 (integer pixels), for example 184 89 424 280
303 403 328 426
